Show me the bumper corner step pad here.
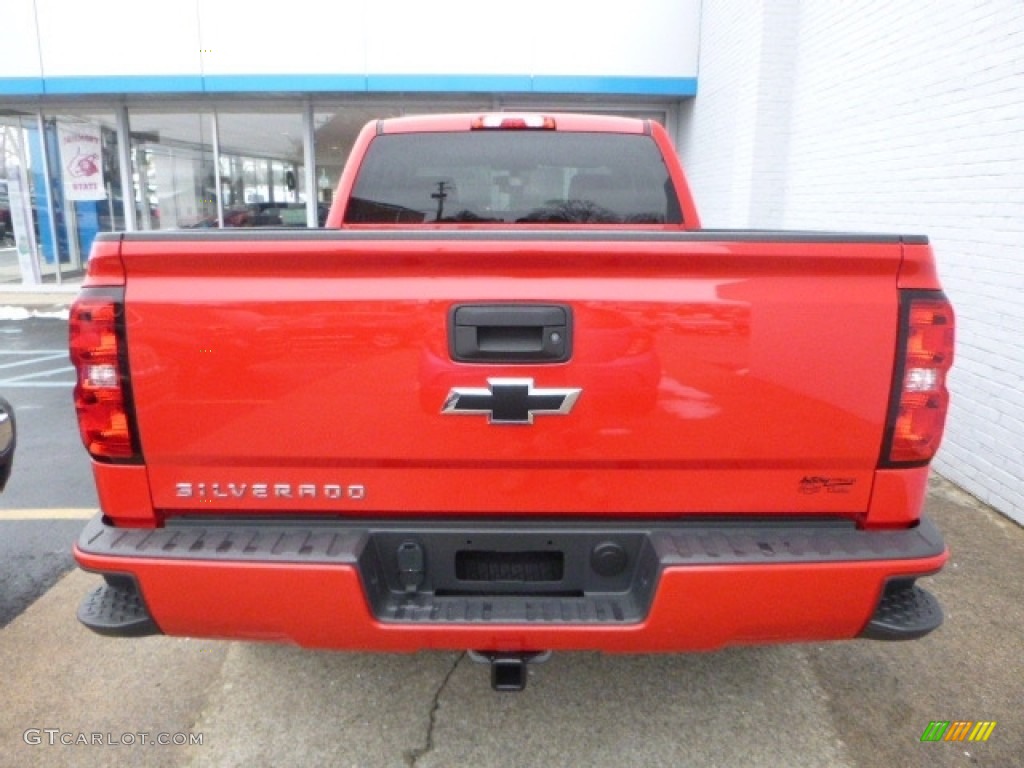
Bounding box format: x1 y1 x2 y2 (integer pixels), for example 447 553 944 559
860 582 943 641
77 577 161 638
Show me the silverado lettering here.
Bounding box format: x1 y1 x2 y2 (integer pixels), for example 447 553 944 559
174 483 367 500
69 113 955 691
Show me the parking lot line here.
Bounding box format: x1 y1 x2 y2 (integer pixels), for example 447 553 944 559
0 349 75 387
2 366 75 383
0 352 69 370
0 350 68 355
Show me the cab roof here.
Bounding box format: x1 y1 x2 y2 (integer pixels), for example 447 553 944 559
376 112 649 135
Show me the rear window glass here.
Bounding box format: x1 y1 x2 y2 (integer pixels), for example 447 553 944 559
344 131 682 225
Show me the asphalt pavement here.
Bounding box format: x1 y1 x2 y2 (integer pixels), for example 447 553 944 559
0 293 1021 767
1 307 97 627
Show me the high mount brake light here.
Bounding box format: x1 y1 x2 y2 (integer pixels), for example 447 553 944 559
881 291 955 466
471 114 557 130
69 288 141 462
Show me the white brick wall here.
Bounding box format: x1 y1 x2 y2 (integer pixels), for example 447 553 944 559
680 0 1024 524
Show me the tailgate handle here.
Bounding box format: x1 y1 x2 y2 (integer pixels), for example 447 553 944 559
450 304 572 363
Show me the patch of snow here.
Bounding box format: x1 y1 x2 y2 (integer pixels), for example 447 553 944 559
0 306 70 321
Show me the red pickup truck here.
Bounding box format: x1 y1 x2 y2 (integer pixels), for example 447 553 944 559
70 113 954 690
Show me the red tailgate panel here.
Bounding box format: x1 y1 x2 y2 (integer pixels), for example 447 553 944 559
117 237 899 519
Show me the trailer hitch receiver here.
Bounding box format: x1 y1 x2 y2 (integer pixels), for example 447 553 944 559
469 650 552 692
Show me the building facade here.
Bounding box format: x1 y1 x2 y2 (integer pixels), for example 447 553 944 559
0 0 698 283
2 0 1021 524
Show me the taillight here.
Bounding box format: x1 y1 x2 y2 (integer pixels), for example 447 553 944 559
881 291 955 466
69 288 140 462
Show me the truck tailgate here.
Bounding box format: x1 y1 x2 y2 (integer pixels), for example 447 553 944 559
120 232 901 517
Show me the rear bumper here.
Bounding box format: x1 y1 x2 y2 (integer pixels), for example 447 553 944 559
74 514 948 651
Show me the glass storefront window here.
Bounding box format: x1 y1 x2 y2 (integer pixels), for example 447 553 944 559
1 112 41 285
215 108 308 226
128 111 217 230
46 111 124 276
2 109 122 284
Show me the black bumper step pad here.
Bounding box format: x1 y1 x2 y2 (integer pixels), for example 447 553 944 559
859 581 943 641
77 577 160 637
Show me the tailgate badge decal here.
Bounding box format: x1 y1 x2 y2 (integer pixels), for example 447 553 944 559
442 378 581 425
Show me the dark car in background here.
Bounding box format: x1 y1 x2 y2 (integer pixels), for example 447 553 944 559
0 398 15 492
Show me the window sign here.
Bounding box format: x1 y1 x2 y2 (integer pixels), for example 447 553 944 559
57 123 106 202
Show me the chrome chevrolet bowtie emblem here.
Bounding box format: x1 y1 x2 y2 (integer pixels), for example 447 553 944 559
442 378 582 424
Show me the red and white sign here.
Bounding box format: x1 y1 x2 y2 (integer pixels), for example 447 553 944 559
58 123 106 201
